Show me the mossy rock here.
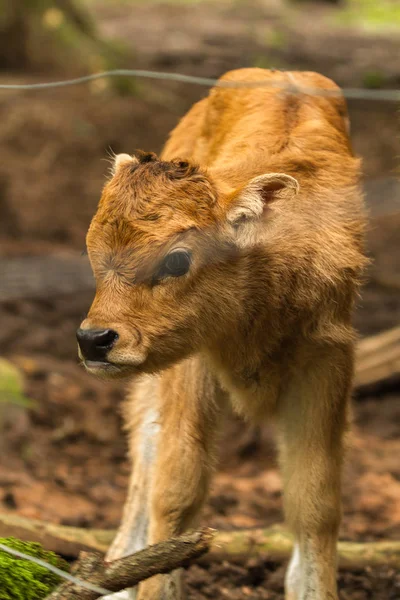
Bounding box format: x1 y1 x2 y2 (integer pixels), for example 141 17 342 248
0 537 69 600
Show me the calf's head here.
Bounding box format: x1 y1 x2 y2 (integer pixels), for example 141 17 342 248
77 151 298 378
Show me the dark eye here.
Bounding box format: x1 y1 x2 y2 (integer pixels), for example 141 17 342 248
158 250 192 279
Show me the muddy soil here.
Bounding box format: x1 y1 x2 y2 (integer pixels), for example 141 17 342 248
0 1 399 598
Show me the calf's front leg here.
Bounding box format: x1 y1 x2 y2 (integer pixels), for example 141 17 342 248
278 347 351 600
105 362 223 600
103 377 162 600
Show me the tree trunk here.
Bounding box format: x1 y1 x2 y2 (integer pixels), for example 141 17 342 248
0 1 30 69
0 0 107 72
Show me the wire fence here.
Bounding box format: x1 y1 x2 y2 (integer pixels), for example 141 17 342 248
0 68 397 301
1 68 400 101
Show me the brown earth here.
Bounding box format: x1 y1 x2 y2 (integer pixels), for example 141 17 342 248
0 1 400 598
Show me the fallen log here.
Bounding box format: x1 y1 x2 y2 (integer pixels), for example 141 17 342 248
355 325 400 388
1 513 400 571
210 526 400 571
0 511 113 558
46 529 214 600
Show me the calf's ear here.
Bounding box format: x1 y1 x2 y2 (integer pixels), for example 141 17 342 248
111 153 139 175
226 172 299 226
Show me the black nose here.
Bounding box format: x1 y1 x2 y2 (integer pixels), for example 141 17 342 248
76 328 119 362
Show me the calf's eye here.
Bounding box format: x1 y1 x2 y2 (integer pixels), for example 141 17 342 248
159 250 192 279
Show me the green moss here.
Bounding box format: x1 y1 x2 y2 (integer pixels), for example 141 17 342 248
335 0 400 29
0 538 69 600
0 359 33 408
362 70 386 89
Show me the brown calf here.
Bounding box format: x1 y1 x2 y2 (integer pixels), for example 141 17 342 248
77 68 366 600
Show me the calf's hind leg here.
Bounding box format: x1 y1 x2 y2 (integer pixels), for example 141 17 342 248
278 347 351 600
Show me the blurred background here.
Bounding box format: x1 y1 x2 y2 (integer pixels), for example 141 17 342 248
0 1 399 598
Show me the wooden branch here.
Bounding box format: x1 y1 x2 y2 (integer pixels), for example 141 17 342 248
354 325 400 388
2 513 400 571
46 528 214 600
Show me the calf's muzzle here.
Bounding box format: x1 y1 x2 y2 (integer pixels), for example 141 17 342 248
76 328 119 362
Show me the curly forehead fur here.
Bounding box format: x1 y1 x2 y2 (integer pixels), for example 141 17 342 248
99 151 219 229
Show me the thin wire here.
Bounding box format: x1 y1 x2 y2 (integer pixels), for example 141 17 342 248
0 541 112 596
0 68 400 101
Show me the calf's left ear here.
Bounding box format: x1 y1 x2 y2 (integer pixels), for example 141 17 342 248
226 173 299 226
111 153 139 175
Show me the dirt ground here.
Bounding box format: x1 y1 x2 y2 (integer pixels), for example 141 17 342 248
0 1 400 598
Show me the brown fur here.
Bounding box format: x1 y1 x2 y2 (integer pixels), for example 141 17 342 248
79 68 367 600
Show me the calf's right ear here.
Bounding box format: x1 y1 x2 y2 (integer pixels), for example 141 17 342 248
111 153 139 175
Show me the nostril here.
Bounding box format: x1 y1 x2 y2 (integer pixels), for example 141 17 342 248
76 328 119 362
96 329 119 348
